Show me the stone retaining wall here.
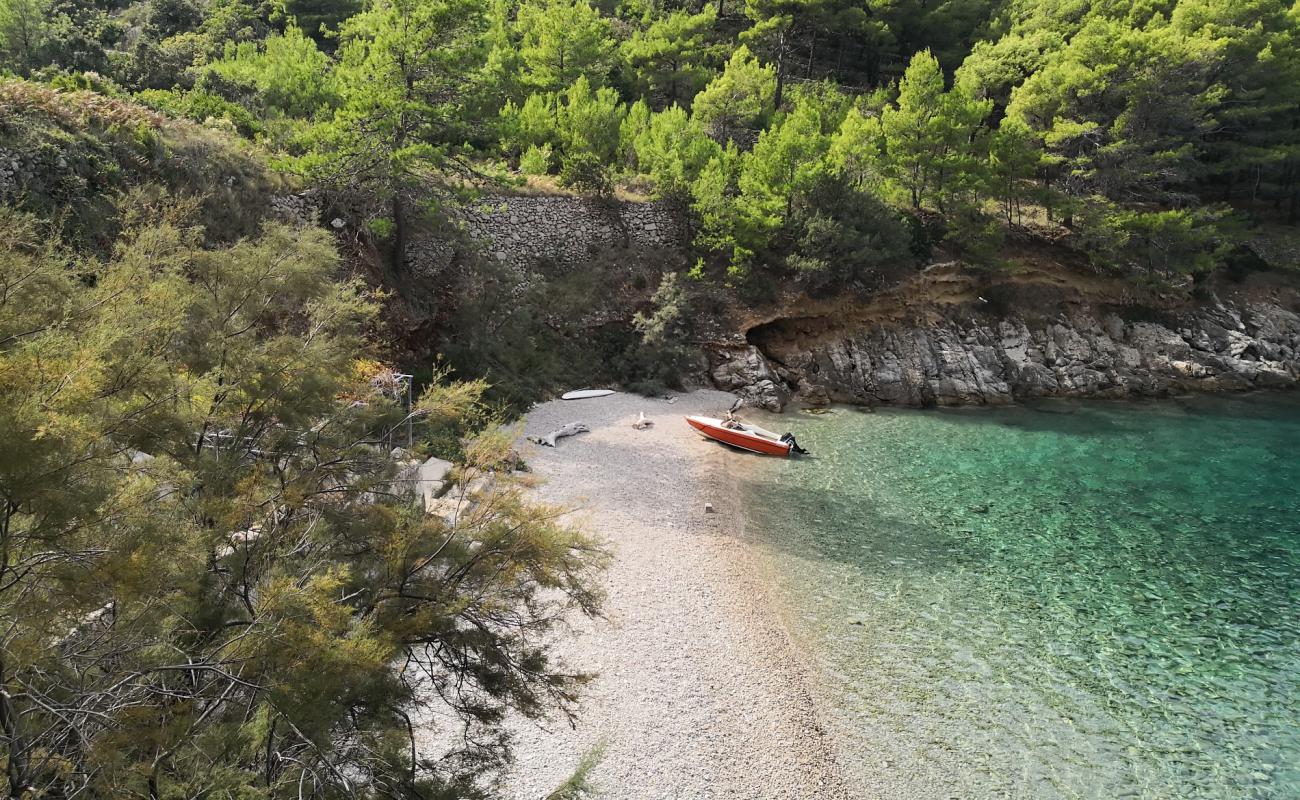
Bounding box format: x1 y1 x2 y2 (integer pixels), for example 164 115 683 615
281 190 686 276
457 194 684 272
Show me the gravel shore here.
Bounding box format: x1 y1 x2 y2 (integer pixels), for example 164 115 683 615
499 389 852 800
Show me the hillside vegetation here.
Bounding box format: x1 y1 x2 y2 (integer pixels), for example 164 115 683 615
2 0 1296 291
0 79 283 243
2 0 1300 797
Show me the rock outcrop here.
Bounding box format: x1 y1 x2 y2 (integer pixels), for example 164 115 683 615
714 301 1300 409
708 345 791 411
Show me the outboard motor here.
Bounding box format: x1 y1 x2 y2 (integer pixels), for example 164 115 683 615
780 432 809 455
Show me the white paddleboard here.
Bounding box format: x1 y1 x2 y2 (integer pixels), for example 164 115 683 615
561 389 616 400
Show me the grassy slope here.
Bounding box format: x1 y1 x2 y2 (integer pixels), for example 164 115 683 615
0 79 287 248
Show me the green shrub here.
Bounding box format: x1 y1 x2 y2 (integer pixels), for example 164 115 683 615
520 142 553 175
559 151 612 196
783 175 915 292
136 87 263 137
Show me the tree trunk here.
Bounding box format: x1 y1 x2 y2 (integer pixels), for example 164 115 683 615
773 29 788 110
1 663 29 800
391 193 407 272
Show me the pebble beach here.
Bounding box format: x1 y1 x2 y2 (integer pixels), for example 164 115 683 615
499 389 852 799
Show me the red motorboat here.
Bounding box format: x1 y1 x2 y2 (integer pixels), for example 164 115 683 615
685 415 807 457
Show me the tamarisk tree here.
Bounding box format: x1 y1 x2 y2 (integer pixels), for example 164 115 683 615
0 197 605 799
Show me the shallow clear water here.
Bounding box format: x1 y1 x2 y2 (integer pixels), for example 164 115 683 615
738 393 1300 800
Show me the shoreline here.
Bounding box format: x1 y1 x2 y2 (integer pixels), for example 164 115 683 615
499 389 852 799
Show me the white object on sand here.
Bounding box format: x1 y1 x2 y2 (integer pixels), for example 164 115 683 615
561 389 616 400
528 422 590 447
632 412 654 430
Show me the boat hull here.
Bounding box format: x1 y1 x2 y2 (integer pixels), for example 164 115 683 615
685 416 792 457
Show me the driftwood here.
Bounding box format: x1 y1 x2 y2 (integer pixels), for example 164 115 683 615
528 422 589 447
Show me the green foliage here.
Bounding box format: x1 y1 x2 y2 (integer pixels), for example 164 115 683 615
689 142 743 257
1 0 1296 313
622 7 717 108
986 116 1040 225
559 149 613 195
146 0 203 39
557 75 624 162
630 104 720 200
137 86 263 136
879 49 991 210
516 0 614 93
0 0 53 74
0 79 281 244
1075 200 1242 276
954 30 1063 111
0 199 606 797
633 270 688 346
284 0 360 43
500 90 558 157
115 30 205 90
786 173 914 289
827 102 886 191
690 44 773 143
520 141 553 175
504 76 626 190
208 25 337 117
300 0 486 267
618 95 651 167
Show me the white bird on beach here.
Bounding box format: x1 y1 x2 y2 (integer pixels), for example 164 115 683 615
633 412 654 430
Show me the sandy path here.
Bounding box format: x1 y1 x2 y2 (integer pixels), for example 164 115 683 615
498 390 852 800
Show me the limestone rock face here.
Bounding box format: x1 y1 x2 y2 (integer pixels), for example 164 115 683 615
720 302 1300 410
708 345 791 411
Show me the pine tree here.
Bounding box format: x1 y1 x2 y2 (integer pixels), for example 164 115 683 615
0 0 52 73
516 0 614 93
557 75 625 163
301 0 486 270
880 49 989 210
633 104 722 200
622 7 718 108
208 25 337 116
691 45 774 144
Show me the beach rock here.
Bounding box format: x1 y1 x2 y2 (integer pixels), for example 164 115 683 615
708 345 790 411
735 301 1300 409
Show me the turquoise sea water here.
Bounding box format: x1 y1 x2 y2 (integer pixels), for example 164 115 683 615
738 393 1300 799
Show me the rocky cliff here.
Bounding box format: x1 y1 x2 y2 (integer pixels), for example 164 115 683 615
710 298 1300 410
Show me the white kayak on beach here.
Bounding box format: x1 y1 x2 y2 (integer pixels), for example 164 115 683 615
561 389 616 400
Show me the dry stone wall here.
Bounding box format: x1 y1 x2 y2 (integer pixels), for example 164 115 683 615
0 148 34 203
453 194 684 272
287 191 686 277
